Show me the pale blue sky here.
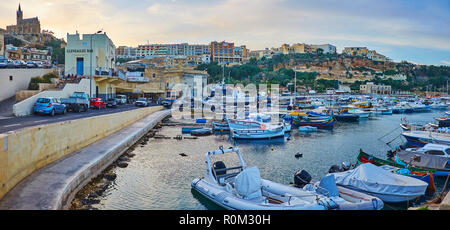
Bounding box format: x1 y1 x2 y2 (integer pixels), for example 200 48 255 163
1 0 449 65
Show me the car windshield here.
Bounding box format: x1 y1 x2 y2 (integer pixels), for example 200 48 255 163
37 98 51 103
137 98 146 101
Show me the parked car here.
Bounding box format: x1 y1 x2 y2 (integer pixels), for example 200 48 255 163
35 61 44 68
90 97 106 109
26 61 36 68
106 98 118 108
7 59 15 68
115 95 127 105
20 60 27 68
33 97 67 116
13 60 26 68
61 92 90 112
0 59 7 68
135 97 149 107
162 97 177 108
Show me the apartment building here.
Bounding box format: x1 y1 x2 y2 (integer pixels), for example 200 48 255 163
116 46 137 59
210 41 243 64
135 43 210 57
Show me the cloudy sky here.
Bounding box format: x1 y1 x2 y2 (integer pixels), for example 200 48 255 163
1 0 449 65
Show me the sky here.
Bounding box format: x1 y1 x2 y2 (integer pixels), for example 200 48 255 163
1 0 449 66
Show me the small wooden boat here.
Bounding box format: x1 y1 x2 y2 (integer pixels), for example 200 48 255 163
182 126 204 134
402 130 450 147
231 124 285 140
191 128 213 136
293 116 335 130
212 121 230 132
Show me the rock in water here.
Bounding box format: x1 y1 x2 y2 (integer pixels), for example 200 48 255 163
179 153 188 157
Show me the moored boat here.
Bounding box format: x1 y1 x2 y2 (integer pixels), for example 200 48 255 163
331 163 429 203
402 130 450 147
191 147 383 210
191 128 213 136
231 125 285 140
293 115 335 130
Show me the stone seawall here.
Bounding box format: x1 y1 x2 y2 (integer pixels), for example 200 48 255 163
0 106 163 201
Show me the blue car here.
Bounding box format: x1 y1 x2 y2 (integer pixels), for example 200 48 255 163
33 97 67 116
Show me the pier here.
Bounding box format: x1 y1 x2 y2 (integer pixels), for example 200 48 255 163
0 108 170 209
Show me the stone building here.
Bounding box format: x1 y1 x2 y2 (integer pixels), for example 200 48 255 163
6 4 41 34
360 82 391 94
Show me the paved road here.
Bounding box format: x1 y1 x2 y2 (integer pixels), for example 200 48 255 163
0 104 159 134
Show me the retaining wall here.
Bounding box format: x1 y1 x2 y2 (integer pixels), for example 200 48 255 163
0 68 54 102
0 106 163 200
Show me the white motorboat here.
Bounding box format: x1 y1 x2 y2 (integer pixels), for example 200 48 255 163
331 163 428 203
191 147 383 210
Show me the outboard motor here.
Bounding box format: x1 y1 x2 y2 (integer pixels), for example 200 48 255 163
341 161 351 171
212 161 226 178
328 165 341 173
293 170 312 188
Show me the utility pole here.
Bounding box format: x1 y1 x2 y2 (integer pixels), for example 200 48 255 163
294 70 297 96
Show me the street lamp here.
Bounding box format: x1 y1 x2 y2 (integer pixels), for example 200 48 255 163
90 30 103 98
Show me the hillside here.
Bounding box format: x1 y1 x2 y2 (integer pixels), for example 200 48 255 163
196 53 450 93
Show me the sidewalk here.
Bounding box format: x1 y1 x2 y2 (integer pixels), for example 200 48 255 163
0 109 170 210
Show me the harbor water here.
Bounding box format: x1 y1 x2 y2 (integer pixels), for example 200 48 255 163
91 110 449 210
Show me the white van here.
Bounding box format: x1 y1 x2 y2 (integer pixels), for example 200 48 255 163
115 95 127 104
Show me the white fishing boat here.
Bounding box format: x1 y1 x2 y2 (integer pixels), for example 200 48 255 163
347 108 370 118
231 123 285 139
331 163 428 203
402 130 450 147
191 147 383 210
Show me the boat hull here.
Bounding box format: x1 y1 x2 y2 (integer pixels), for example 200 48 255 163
293 116 335 130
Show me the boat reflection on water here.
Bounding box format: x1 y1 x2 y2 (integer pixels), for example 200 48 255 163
191 189 225 210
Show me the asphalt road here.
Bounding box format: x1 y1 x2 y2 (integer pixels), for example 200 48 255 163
0 104 159 134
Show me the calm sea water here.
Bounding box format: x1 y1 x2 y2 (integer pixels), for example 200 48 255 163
93 110 448 210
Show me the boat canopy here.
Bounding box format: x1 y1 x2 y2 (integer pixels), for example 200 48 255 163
397 150 448 170
234 167 263 200
332 163 428 196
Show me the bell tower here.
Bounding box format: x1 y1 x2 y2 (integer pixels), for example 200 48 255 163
17 4 23 24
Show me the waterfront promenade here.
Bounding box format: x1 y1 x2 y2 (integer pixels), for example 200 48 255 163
0 109 170 210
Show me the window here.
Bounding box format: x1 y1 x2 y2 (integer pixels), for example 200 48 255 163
9 76 13 81
425 150 445 156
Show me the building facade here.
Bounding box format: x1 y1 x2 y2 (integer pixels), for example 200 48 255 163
6 4 41 34
343 47 369 56
360 82 391 94
0 30 4 57
65 32 116 76
116 46 137 60
310 44 337 54
5 44 51 62
135 43 210 58
210 41 242 64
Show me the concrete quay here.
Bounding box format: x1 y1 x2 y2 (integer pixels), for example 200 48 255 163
0 109 171 210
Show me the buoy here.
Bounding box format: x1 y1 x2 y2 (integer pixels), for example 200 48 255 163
271 147 274 151
295 152 303 158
